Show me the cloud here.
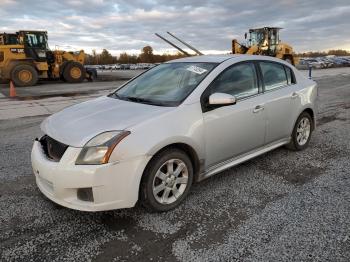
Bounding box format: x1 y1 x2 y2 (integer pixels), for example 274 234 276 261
0 0 349 54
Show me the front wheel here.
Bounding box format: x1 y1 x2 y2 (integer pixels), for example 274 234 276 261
140 149 193 212
287 112 313 151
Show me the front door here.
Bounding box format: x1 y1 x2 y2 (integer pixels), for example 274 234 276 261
202 62 266 168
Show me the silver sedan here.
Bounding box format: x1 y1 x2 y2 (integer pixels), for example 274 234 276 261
31 55 317 212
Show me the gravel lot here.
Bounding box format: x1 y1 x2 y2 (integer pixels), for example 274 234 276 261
0 69 349 261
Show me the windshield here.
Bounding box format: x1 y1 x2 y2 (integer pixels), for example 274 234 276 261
113 62 217 106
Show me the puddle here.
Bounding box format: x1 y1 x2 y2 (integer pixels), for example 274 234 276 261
10 91 96 101
318 114 347 126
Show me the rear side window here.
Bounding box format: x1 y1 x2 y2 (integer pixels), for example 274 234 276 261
284 66 295 84
260 62 288 91
209 62 258 99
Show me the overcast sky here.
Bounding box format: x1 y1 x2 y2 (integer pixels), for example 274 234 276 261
1 0 350 55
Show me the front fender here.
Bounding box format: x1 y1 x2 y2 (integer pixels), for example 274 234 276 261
108 103 206 164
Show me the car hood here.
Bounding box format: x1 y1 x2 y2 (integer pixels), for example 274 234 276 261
41 96 174 147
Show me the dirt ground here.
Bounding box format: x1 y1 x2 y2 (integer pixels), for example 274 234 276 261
0 68 349 261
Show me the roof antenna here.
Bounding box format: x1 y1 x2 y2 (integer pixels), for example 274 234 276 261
155 33 191 56
166 32 203 55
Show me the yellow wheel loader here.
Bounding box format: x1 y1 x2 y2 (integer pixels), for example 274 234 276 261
232 27 299 65
0 30 89 87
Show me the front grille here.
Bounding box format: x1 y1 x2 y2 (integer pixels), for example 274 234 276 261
40 135 68 162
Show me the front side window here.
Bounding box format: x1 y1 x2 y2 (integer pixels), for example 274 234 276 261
209 62 259 99
25 34 38 47
113 62 217 106
260 62 288 91
24 33 48 49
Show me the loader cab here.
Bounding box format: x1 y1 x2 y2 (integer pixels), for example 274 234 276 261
18 30 50 62
0 33 19 45
248 27 281 56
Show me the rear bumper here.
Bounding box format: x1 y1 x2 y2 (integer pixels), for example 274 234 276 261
31 140 151 211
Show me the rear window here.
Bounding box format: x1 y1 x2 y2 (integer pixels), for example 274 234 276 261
260 62 288 91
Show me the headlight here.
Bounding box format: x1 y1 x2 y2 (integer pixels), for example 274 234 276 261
75 131 130 165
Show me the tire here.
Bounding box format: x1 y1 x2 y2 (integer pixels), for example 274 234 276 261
11 64 38 87
140 148 194 212
286 112 313 151
86 69 97 82
62 62 85 83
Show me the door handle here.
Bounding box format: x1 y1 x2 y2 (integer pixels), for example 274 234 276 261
291 92 299 99
253 105 264 113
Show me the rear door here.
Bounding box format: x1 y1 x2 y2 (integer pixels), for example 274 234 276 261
258 61 298 143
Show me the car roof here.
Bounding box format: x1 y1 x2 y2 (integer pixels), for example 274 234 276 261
167 54 287 64
167 54 242 63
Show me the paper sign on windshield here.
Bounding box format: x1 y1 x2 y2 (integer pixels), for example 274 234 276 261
186 65 208 75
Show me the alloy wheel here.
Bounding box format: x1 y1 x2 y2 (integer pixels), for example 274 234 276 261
152 159 189 204
296 117 311 146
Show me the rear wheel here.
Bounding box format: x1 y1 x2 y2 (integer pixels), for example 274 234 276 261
140 149 193 212
287 112 313 151
62 62 85 83
11 64 38 87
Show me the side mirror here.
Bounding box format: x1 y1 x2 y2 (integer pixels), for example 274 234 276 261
209 93 236 106
244 32 247 39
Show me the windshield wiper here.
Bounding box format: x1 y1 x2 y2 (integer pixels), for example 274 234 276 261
123 96 166 106
108 92 121 99
124 96 150 103
112 94 172 106
110 93 148 103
